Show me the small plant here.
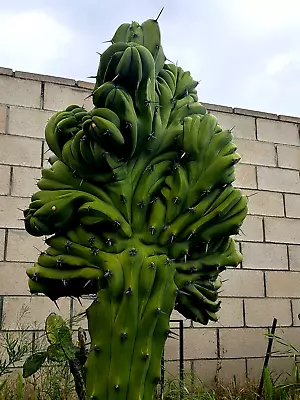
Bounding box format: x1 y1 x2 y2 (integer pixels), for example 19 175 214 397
22 313 87 399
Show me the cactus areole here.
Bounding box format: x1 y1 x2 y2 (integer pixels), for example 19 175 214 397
24 11 247 400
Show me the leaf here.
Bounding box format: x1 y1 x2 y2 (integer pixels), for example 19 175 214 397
58 326 77 360
47 344 66 362
22 352 47 378
45 313 66 345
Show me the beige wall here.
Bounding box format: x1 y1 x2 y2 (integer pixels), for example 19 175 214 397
0 66 299 386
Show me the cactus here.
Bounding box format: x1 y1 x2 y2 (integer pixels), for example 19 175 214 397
23 10 247 400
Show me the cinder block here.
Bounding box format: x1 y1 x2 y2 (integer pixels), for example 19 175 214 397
0 229 5 261
193 298 244 328
6 229 46 262
14 71 76 86
271 327 300 354
244 190 284 216
76 81 94 90
289 245 300 271
291 299 300 326
0 197 29 228
0 262 32 295
210 111 256 140
217 359 247 385
265 217 300 244
0 75 41 108
244 298 292 327
9 106 52 139
247 357 295 383
2 296 70 330
235 215 263 242
234 164 257 189
0 104 6 133
265 271 300 297
0 135 42 167
184 328 217 359
11 166 41 197
164 360 192 379
234 108 277 120
44 83 93 111
170 309 191 328
220 269 264 297
0 67 13 76
277 144 300 170
193 359 218 385
257 118 300 146
219 328 267 358
164 330 181 361
279 115 300 123
257 166 300 193
285 194 300 218
241 242 288 270
234 138 276 166
204 103 233 113
0 165 11 195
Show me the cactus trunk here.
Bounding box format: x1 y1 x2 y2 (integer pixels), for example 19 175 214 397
85 239 177 400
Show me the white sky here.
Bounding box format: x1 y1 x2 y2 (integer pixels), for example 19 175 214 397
0 0 299 116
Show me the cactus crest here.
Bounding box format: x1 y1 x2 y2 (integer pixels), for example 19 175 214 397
24 12 247 400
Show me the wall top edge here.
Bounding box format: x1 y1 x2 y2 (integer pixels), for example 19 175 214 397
1 66 300 123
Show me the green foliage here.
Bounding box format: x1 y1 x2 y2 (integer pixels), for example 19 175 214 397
23 352 48 379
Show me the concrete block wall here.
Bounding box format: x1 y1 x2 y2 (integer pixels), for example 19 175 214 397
0 67 299 386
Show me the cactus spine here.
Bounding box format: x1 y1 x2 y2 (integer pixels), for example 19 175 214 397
24 11 247 400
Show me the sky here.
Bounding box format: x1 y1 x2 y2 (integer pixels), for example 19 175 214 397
0 0 299 117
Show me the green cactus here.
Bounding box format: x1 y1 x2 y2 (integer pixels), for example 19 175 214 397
23 10 247 400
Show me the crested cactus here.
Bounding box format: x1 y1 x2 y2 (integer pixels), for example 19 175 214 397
23 11 247 400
